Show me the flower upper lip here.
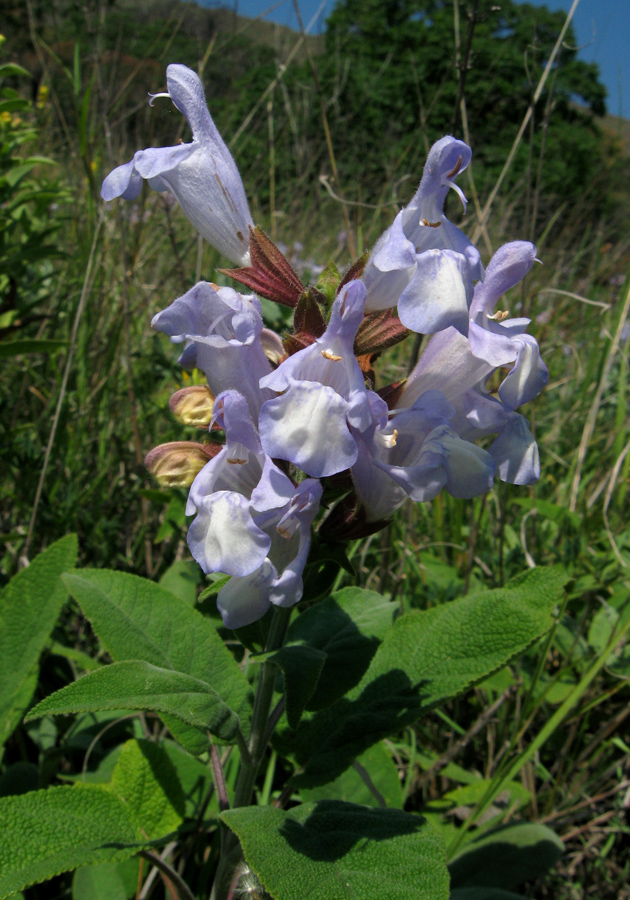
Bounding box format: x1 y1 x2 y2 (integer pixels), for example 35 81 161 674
100 64 253 265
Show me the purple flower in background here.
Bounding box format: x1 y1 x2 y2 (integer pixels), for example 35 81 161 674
186 391 322 628
362 136 483 335
468 241 549 409
101 64 253 264
152 282 274 420
258 280 377 478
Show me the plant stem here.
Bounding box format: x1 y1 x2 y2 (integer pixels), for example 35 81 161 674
210 605 291 900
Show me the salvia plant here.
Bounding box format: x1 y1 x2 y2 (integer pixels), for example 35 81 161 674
0 64 570 900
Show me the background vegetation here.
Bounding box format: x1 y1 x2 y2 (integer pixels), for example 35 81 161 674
1 0 629 897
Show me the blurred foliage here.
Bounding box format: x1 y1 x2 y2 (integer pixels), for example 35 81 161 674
0 51 66 342
322 0 606 205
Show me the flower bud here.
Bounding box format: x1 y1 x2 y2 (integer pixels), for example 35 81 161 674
145 441 219 488
169 385 215 428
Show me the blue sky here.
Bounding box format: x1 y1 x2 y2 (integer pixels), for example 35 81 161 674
211 0 629 118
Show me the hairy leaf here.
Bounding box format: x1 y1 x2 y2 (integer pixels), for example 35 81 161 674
280 569 567 787
0 785 144 898
0 535 77 749
109 740 185 840
26 660 242 743
62 569 252 750
222 801 449 900
286 587 396 710
449 822 564 891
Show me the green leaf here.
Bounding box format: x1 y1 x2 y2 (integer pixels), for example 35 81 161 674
448 823 564 891
221 801 449 900
0 339 68 357
26 660 242 743
587 602 619 656
62 569 252 748
0 534 78 749
0 784 144 898
160 740 217 820
109 740 185 840
261 645 327 730
315 259 341 304
72 859 139 900
280 568 566 788
286 587 396 710
0 63 32 78
158 559 199 606
301 742 403 809
0 762 39 798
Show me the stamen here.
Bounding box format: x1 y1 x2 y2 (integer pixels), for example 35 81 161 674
321 349 342 361
148 91 171 107
382 429 398 448
445 155 463 179
421 219 442 228
487 310 510 321
226 439 249 465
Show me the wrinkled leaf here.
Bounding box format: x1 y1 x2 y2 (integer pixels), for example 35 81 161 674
109 740 185 840
287 587 396 710
449 822 564 891
279 569 566 787
26 660 242 743
222 801 449 900
0 785 144 898
0 535 77 749
72 859 139 900
62 569 252 750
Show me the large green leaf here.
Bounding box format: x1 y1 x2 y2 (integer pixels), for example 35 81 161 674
62 569 252 750
221 801 449 900
286 587 396 710
448 823 564 891
160 740 217 820
0 535 77 749
0 784 144 898
72 859 139 900
109 740 185 840
26 660 242 743
300 741 403 809
278 568 566 787
257 645 327 730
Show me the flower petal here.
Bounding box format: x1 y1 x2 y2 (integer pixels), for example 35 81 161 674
498 334 549 409
259 380 358 478
398 250 472 334
187 491 270 576
217 562 275 629
489 414 540 484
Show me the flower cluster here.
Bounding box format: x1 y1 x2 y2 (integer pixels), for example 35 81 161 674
102 64 548 629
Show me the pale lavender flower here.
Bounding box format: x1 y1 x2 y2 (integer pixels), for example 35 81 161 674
468 241 548 409
401 326 540 485
152 282 274 420
258 280 377 478
186 391 322 628
101 64 253 265
350 389 495 522
362 136 483 335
